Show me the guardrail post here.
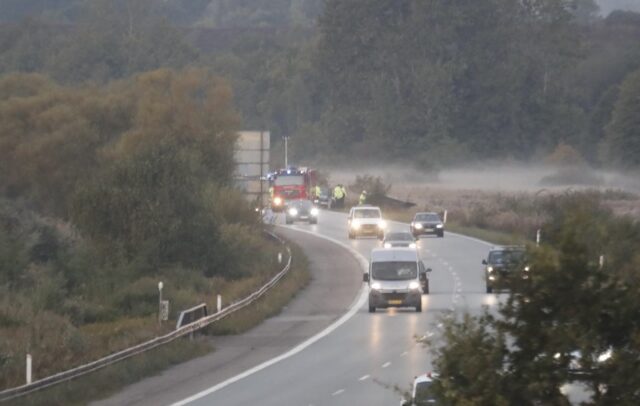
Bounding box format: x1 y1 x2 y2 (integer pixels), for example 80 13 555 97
443 210 448 224
26 354 32 384
217 294 222 313
599 255 605 269
536 229 541 247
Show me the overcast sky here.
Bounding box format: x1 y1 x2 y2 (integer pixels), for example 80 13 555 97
597 0 640 15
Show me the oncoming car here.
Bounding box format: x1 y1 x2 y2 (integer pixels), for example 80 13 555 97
411 212 444 238
483 246 529 293
382 232 418 248
285 200 319 225
401 372 438 405
363 248 430 312
348 205 386 239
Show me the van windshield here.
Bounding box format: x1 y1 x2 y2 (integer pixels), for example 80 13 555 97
371 261 417 280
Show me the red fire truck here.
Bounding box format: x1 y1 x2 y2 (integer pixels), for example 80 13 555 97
270 167 317 212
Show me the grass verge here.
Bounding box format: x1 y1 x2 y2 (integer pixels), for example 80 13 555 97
10 236 310 406
445 223 524 246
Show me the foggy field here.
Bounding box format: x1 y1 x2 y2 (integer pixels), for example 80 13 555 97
322 163 640 220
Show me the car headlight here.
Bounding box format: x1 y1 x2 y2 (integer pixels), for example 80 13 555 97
351 220 361 230
414 223 423 230
487 266 494 273
409 281 421 290
310 207 319 216
273 197 283 206
383 242 392 248
378 220 387 229
524 266 530 272
288 208 298 216
488 275 496 281
409 243 416 248
371 282 382 290
436 224 443 228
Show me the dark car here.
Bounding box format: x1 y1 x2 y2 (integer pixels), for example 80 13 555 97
285 199 319 224
382 232 418 248
411 212 444 238
483 246 529 293
313 186 332 208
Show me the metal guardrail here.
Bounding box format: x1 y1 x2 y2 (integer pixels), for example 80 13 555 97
0 231 292 403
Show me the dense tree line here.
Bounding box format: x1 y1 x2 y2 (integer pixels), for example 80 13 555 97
431 195 640 404
2 0 639 167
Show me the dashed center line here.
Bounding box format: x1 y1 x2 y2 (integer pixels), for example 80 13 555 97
358 374 370 381
382 362 392 368
400 351 408 357
332 389 345 396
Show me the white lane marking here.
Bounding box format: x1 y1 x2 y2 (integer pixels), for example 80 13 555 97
400 351 408 357
332 389 345 396
382 362 391 368
359 374 370 381
170 227 369 406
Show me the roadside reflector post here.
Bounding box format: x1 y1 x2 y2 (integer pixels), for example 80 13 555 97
599 255 605 269
26 354 32 384
443 210 448 224
536 229 541 247
278 252 283 264
217 294 222 313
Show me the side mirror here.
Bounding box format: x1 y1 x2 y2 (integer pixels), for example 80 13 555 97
482 259 487 265
363 273 370 282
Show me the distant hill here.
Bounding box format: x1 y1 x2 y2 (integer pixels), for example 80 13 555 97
0 0 323 27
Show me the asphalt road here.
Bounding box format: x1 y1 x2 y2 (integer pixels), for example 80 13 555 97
165 210 495 406
92 227 363 406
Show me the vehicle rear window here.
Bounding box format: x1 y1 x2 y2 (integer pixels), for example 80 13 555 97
386 233 414 241
371 261 417 280
275 175 304 186
415 381 436 404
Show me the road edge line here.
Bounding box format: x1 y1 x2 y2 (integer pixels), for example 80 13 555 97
169 226 368 406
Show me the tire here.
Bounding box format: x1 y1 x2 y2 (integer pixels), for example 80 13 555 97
368 304 376 313
438 231 444 238
486 284 493 293
416 301 422 312
348 231 355 240
310 219 317 225
423 280 430 295
285 217 293 225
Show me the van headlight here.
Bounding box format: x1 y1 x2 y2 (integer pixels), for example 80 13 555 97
436 224 443 228
310 207 319 216
378 220 387 229
487 266 494 273
383 242 392 248
409 281 421 290
413 223 423 230
351 220 361 230
288 208 298 217
409 243 416 248
371 282 382 290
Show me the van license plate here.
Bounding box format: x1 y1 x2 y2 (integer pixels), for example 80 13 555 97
388 300 402 305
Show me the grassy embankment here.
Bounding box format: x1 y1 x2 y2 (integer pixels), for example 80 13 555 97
10 237 310 406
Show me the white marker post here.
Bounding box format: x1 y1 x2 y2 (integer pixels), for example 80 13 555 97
26 354 32 384
599 255 605 270
536 229 541 247
443 210 448 224
217 294 222 313
278 252 283 264
158 281 164 325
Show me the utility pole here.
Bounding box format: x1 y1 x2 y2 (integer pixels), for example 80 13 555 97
284 136 289 167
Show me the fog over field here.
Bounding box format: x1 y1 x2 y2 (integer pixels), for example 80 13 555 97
597 0 640 14
322 164 640 194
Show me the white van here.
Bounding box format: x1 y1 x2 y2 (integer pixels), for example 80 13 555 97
363 248 431 313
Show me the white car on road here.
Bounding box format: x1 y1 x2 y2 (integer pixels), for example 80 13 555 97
347 205 387 239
